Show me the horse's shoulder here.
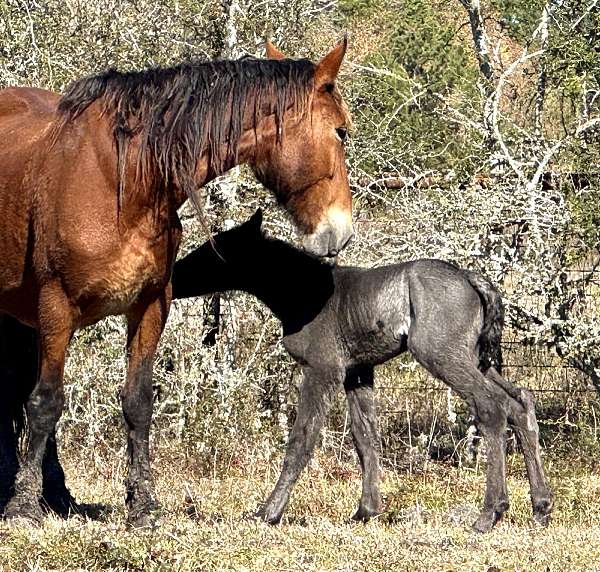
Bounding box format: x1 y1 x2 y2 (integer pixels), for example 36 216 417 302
0 86 60 119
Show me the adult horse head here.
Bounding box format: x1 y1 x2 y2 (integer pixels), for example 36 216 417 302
255 38 354 256
0 37 353 526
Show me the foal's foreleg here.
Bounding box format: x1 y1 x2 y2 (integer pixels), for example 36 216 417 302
122 290 170 528
257 366 343 524
486 368 553 526
4 287 72 522
344 366 382 522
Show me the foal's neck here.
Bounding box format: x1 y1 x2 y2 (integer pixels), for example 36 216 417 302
238 240 335 335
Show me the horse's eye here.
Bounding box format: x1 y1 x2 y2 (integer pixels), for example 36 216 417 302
336 126 348 143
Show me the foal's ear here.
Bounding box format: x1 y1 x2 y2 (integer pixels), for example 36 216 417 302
314 34 348 92
265 40 286 60
247 208 263 233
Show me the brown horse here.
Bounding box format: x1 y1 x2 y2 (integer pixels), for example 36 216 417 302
0 38 353 526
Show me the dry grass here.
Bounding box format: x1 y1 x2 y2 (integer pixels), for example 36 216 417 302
1 448 600 572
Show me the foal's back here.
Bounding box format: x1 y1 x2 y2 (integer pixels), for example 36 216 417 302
333 260 484 367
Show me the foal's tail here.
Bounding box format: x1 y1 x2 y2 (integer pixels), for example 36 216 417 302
463 270 504 374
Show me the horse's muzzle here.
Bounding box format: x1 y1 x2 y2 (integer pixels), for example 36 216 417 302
302 214 354 258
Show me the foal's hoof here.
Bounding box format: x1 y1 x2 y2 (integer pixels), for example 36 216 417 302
532 497 554 528
127 502 162 529
254 505 282 525
4 498 44 525
351 506 382 523
471 510 501 534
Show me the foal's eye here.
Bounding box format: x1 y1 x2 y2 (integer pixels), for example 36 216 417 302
336 126 348 143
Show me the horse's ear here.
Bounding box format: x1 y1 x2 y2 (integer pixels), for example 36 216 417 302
247 208 263 232
314 34 348 92
265 40 286 60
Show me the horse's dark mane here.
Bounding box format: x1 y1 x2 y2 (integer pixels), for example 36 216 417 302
54 57 316 202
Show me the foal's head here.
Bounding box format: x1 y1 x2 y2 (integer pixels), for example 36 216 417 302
252 38 354 258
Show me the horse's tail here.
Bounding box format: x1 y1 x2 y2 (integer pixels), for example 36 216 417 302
463 270 504 375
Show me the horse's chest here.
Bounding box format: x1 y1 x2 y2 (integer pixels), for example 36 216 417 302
100 240 161 307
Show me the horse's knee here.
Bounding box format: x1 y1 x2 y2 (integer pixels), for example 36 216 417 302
121 384 153 429
27 384 64 435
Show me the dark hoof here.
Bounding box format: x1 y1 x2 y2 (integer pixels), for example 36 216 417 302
351 506 382 523
4 497 44 525
254 505 282 525
533 496 553 527
471 510 501 534
127 502 162 529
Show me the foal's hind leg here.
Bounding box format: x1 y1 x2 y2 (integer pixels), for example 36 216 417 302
486 368 553 526
257 365 343 524
409 336 510 532
5 286 72 522
344 366 383 522
122 292 170 528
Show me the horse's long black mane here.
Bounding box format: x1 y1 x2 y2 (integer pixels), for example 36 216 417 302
55 57 315 201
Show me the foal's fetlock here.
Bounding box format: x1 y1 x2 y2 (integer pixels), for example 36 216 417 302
126 498 161 529
532 494 553 527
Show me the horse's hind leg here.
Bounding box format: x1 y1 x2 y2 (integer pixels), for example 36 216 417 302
4 286 72 523
0 407 18 514
257 365 343 524
0 316 22 513
41 431 77 516
486 368 553 526
344 366 382 522
122 292 170 528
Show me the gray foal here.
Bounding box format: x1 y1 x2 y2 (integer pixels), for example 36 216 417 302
172 209 553 532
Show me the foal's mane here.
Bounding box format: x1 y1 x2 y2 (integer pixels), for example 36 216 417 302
53 57 316 203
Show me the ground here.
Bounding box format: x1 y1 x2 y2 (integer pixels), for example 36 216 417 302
1 449 599 572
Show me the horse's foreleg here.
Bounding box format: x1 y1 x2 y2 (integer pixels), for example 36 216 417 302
257 366 343 524
344 366 382 522
487 369 553 526
4 287 72 523
122 289 170 528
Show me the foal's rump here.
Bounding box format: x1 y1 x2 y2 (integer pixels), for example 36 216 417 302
404 260 503 370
